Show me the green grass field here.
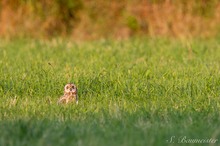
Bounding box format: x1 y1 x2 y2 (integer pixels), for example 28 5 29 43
0 38 220 146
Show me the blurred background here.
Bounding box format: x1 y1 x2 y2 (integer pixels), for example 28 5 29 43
0 0 220 40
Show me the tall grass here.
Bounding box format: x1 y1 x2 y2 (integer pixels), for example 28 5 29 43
0 0 220 39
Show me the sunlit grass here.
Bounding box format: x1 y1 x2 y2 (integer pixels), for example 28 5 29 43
0 38 220 146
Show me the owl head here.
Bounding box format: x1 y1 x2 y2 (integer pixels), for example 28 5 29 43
64 83 77 94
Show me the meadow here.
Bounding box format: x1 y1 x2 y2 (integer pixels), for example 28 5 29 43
0 37 220 146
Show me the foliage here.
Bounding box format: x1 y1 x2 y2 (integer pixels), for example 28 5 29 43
0 0 219 39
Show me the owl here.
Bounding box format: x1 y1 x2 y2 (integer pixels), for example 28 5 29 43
58 83 78 104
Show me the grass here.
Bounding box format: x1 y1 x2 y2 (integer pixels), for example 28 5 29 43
0 37 220 146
